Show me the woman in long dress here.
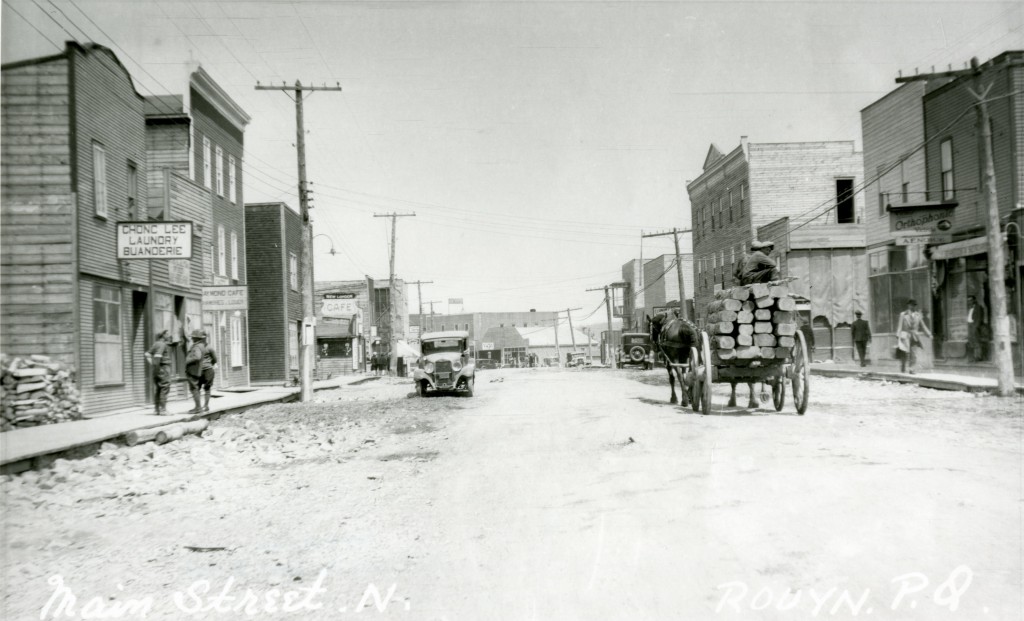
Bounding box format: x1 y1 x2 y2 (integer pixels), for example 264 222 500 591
896 299 932 374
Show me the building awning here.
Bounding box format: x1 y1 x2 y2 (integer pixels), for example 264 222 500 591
317 319 356 338
931 235 989 261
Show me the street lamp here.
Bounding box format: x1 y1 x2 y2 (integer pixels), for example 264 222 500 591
312 233 336 255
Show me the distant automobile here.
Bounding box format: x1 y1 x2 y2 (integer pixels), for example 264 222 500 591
567 352 592 368
413 331 475 397
476 358 499 370
618 332 656 370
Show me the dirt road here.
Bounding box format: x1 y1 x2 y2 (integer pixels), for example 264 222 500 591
3 369 1021 620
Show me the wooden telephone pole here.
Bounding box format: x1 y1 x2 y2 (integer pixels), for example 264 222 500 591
897 58 1015 396
552 307 582 367
406 280 434 337
374 213 416 376
256 80 342 402
642 228 692 321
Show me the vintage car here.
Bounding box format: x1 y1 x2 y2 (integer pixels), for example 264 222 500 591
567 352 592 368
618 332 656 370
413 330 475 397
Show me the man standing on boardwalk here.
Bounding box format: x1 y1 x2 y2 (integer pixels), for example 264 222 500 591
851 311 872 367
966 295 987 362
144 329 172 415
185 330 217 414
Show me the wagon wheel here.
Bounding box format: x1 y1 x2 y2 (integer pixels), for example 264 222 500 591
791 330 810 415
772 377 785 412
687 346 701 412
700 331 713 416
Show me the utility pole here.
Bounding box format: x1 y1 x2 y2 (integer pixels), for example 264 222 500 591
896 58 1014 396
565 307 580 352
407 280 433 337
373 213 416 376
256 80 342 402
643 228 692 321
552 307 582 367
426 300 442 332
587 286 616 365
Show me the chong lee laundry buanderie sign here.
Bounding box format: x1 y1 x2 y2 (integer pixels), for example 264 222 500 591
117 221 193 259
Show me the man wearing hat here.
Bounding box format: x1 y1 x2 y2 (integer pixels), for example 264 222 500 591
851 310 872 367
184 329 218 414
737 240 781 285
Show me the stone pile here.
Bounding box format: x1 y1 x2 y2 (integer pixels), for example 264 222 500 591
706 282 798 364
1 354 83 431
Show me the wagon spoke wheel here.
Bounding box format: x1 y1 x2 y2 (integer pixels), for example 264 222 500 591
700 331 713 416
791 330 810 415
772 378 785 412
687 347 701 412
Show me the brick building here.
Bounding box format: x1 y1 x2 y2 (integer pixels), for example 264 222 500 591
619 243 695 330
244 202 302 384
2 43 152 416
687 138 866 359
862 51 1024 367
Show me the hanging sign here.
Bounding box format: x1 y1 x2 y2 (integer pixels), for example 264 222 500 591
322 293 358 317
895 232 953 246
117 221 192 259
888 205 955 233
202 286 248 311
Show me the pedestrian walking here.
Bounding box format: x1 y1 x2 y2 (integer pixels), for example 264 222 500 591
144 329 172 415
966 295 988 362
896 299 931 374
851 311 872 367
185 330 217 413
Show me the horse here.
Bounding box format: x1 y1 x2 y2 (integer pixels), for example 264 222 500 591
728 380 763 409
647 312 698 407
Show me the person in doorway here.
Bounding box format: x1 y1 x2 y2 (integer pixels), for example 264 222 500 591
144 329 172 415
896 299 931 374
851 311 872 367
966 295 988 362
185 330 217 413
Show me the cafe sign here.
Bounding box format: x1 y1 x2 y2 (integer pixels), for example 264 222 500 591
202 286 248 311
322 292 358 318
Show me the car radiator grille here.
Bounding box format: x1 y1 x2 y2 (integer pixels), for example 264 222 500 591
435 360 453 374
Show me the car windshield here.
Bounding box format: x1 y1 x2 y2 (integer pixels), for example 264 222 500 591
422 339 465 355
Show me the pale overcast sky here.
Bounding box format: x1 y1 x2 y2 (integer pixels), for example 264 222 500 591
3 0 1022 320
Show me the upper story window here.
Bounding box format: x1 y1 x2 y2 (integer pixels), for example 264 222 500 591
836 178 855 224
228 155 237 203
127 162 138 219
230 231 239 280
740 184 746 215
92 142 107 218
289 252 298 291
217 225 226 276
940 138 954 200
215 145 224 196
728 190 734 223
203 136 212 190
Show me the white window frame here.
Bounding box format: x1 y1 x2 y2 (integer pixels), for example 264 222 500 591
215 145 224 196
92 142 107 218
289 252 299 291
230 231 239 280
940 138 954 200
217 225 226 276
203 136 212 190
93 284 122 384
228 154 237 203
230 315 243 368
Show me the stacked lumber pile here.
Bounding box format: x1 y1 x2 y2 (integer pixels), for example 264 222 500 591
706 282 798 365
1 354 83 431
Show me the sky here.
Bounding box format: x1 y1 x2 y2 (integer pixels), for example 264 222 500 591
3 0 1022 325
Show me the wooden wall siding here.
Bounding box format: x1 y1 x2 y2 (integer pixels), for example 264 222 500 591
72 46 149 285
860 82 928 248
924 59 1023 236
1014 66 1024 210
77 278 140 416
790 224 866 249
148 170 213 294
0 196 77 364
284 205 303 321
747 142 865 231
244 204 287 382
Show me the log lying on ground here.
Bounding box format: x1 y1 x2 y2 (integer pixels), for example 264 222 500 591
126 419 208 446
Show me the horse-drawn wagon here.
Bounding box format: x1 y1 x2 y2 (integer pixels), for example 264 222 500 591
656 281 810 415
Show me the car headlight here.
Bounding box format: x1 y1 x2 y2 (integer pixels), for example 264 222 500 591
452 360 463 372
424 361 435 374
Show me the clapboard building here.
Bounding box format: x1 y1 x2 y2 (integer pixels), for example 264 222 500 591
2 43 152 416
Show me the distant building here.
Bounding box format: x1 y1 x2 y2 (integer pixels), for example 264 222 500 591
316 278 408 376
478 324 596 366
244 202 302 384
687 138 866 361
620 241 695 329
409 310 558 354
